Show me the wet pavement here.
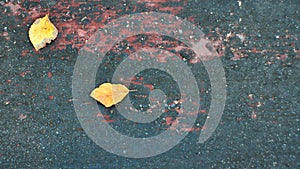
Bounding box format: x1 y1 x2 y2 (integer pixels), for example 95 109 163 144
0 0 299 168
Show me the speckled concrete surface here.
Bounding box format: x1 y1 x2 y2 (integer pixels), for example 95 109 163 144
0 0 299 168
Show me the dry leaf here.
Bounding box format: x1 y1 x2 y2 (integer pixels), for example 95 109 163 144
90 83 129 108
28 14 58 51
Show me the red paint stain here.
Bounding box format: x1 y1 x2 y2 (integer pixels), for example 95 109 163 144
38 57 44 60
230 47 249 60
160 6 184 15
276 53 288 61
102 119 115 123
165 116 173 125
77 29 87 37
3 1 297 66
199 109 208 114
144 84 154 90
18 113 27 120
4 2 22 16
21 50 30 57
1 32 9 40
180 127 201 132
168 118 180 131
251 111 257 119
96 112 115 123
138 0 187 15
19 70 31 77
3 1 220 63
47 72 53 78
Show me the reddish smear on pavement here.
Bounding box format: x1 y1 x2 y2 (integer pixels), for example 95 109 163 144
1 0 298 63
4 2 22 16
48 95 54 100
18 113 27 120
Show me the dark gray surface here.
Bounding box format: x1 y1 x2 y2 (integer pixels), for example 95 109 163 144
0 0 299 168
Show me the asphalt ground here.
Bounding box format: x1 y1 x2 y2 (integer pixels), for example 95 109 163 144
0 1 299 168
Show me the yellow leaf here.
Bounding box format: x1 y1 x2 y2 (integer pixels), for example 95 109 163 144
90 83 129 108
28 14 58 51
